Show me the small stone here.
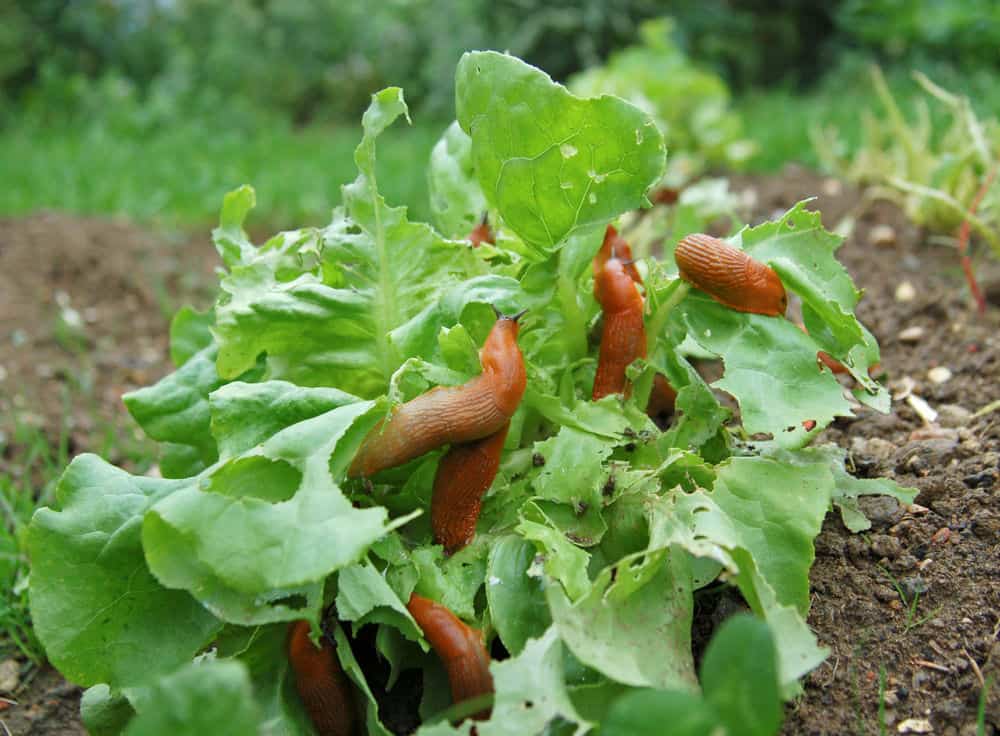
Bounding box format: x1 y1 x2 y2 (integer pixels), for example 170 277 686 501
895 281 917 302
870 224 897 248
0 659 19 693
875 585 899 602
930 527 951 544
937 404 972 428
963 469 996 489
927 366 952 384
822 178 844 197
906 394 938 425
859 496 904 526
899 326 926 342
897 717 933 733
855 437 899 463
908 426 958 442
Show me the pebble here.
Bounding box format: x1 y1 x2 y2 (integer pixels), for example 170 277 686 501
859 495 904 526
875 585 899 602
895 280 917 302
899 326 926 342
937 404 972 428
963 469 996 489
894 439 959 473
927 366 952 384
0 659 19 693
870 224 898 248
897 717 933 733
908 426 958 442
930 527 951 544
854 436 899 463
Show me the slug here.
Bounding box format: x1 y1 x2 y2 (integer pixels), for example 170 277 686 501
287 620 358 736
431 422 509 555
674 233 787 316
348 311 526 478
406 594 493 718
468 213 495 248
594 225 641 295
593 256 647 399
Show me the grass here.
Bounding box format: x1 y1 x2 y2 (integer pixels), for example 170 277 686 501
2 113 443 230
876 564 943 634
735 57 1000 173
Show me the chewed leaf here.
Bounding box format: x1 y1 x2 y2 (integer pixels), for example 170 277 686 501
456 51 665 254
142 401 397 625
547 552 696 692
678 292 853 447
737 200 886 401
28 455 221 688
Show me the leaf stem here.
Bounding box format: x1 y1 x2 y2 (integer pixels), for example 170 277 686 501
956 163 997 315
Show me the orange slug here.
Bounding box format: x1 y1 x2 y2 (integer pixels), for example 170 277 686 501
431 422 509 555
406 594 493 718
594 225 641 296
287 620 358 736
674 233 787 317
593 256 647 400
468 214 495 248
348 311 526 478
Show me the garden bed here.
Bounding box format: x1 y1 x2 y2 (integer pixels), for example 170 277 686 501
2 168 997 735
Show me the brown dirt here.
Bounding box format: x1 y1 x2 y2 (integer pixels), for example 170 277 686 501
2 170 999 734
730 167 1000 736
0 212 218 476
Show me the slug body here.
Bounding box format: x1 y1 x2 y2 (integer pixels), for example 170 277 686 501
593 257 647 399
594 225 641 295
432 422 509 555
406 594 493 717
348 316 526 478
675 233 787 317
287 620 358 736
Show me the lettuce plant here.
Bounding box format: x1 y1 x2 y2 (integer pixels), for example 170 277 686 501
29 52 913 735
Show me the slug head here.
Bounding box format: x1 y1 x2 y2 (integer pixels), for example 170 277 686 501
480 311 527 415
595 258 643 313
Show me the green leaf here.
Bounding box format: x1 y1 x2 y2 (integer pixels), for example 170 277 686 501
335 560 423 643
169 306 215 368
738 201 886 401
142 402 396 625
701 614 783 736
81 684 135 736
456 51 665 254
213 91 487 396
602 689 716 736
209 380 360 459
486 536 552 655
547 552 697 691
530 426 613 508
769 445 917 533
123 346 223 475
28 455 221 688
410 546 487 622
123 660 260 736
213 185 257 268
428 121 488 239
678 293 852 448
516 516 591 602
420 628 590 736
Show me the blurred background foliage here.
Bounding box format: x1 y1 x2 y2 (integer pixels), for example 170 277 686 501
2 0 998 227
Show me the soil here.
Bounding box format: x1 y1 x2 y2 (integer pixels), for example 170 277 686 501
2 169 998 735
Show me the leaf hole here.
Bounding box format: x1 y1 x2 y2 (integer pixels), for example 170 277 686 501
204 456 301 503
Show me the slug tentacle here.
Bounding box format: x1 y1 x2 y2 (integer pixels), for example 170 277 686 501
287 620 358 736
348 316 525 478
431 423 509 555
675 233 787 317
406 594 493 718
